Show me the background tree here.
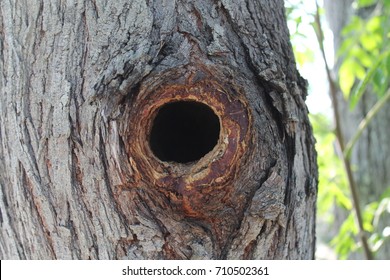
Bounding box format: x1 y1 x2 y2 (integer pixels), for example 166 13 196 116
0 0 317 259
323 0 390 259
286 0 390 259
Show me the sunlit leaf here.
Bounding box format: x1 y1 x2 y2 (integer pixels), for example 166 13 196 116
357 0 377 8
349 51 389 108
353 60 367 80
293 47 315 67
310 113 351 218
360 33 381 51
332 185 353 210
339 60 356 97
366 16 381 32
295 15 302 25
351 48 374 68
363 202 378 232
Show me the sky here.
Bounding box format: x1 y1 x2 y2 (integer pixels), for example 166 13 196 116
286 0 334 116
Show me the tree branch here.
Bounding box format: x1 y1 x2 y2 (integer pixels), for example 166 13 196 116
345 88 390 159
314 1 374 260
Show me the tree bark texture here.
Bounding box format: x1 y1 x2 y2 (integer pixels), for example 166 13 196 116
325 0 390 259
0 0 317 259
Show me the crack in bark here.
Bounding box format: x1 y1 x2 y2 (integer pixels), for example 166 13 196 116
98 125 134 236
21 164 56 259
65 201 81 259
0 180 27 259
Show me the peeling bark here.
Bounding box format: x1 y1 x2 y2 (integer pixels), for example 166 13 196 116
0 0 317 259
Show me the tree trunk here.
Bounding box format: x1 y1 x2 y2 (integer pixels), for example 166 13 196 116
325 0 390 259
0 0 317 259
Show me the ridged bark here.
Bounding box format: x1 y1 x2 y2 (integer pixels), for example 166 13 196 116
0 0 317 259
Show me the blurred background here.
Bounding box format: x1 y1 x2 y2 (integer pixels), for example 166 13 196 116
285 0 390 259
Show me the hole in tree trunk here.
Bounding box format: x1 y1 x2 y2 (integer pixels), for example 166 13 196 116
149 101 221 164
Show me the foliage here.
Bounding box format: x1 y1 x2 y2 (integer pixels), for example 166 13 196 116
338 0 390 107
310 113 390 259
285 0 316 68
287 0 390 259
309 114 350 220
329 188 390 259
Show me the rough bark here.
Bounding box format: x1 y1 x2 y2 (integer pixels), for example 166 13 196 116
325 0 390 259
0 0 317 259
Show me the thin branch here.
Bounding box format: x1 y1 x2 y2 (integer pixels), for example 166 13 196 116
345 88 390 159
314 1 374 260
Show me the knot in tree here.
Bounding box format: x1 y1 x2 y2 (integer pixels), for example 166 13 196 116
126 77 251 196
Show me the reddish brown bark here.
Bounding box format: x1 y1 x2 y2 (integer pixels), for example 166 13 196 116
0 0 317 259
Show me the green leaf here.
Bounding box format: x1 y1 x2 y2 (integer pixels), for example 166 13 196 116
366 16 381 32
293 46 315 67
330 213 359 259
342 16 364 36
332 184 353 210
352 48 374 68
352 60 367 80
363 202 379 232
338 37 356 57
357 0 377 7
339 60 356 97
372 67 386 94
295 15 302 25
386 55 390 75
310 113 350 219
360 33 381 51
349 51 390 109
379 188 390 200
